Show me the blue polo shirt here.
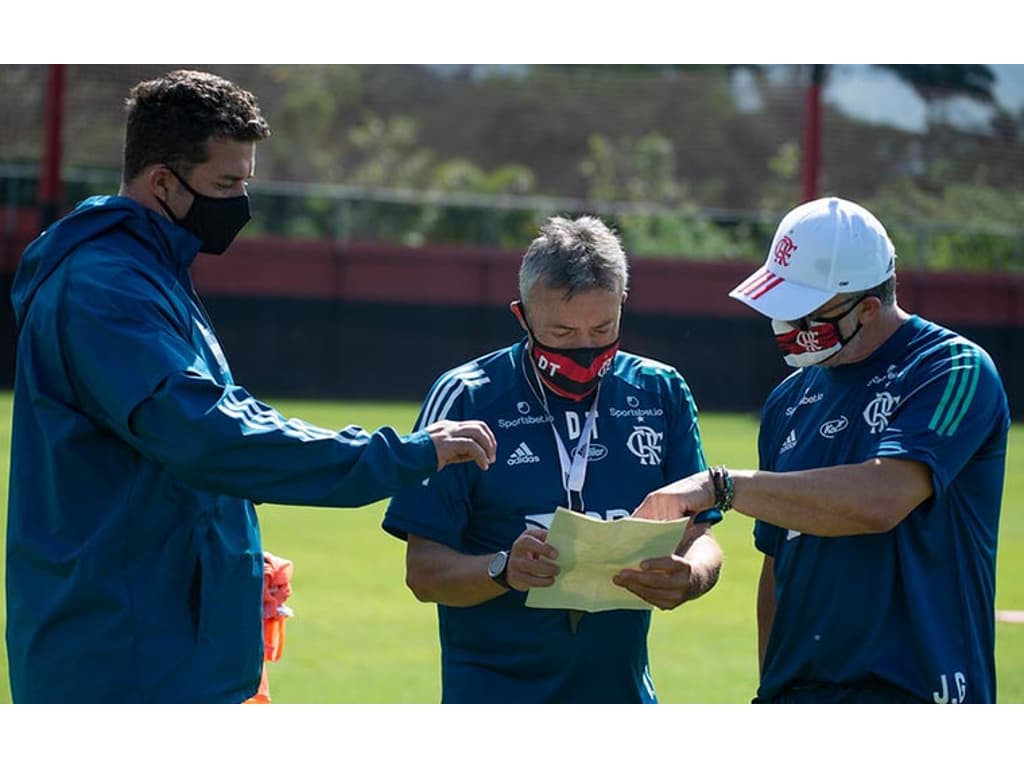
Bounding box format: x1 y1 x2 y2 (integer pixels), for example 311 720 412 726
755 315 1010 703
384 341 717 703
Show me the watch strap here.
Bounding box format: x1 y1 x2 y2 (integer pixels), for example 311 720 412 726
489 550 511 589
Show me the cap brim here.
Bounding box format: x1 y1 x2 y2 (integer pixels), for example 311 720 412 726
728 266 836 321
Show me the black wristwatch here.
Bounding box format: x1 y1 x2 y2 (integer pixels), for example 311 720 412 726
487 550 511 589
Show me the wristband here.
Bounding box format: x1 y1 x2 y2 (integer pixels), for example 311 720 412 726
708 465 734 513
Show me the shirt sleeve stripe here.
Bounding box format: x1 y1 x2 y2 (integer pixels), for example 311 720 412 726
217 390 369 443
928 344 981 437
415 366 490 430
941 348 981 437
928 343 964 433
417 364 480 429
935 348 973 435
418 373 464 429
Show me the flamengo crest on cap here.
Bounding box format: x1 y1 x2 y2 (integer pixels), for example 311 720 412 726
774 235 798 267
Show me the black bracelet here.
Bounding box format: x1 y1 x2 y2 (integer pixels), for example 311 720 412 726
708 465 734 513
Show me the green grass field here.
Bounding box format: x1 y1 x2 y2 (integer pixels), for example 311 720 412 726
1 393 1021 703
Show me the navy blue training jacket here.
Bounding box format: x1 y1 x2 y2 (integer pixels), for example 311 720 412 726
7 195 437 702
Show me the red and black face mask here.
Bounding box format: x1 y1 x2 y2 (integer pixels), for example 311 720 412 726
771 293 867 368
514 301 620 401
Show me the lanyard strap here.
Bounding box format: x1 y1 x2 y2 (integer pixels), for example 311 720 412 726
529 358 600 512
549 391 599 511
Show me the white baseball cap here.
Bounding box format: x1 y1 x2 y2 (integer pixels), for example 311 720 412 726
729 197 896 321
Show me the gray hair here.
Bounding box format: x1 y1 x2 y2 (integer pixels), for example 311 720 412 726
867 275 897 306
519 216 629 303
841 275 897 307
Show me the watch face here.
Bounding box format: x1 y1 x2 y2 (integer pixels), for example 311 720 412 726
488 550 508 577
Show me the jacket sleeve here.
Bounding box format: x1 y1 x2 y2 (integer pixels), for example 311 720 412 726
383 368 474 546
59 257 436 508
127 371 437 507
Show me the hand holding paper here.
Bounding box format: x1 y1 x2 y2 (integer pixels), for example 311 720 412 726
507 528 560 591
525 507 688 612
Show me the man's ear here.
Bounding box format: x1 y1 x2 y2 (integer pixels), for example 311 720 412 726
510 300 529 333
147 165 177 206
859 295 883 324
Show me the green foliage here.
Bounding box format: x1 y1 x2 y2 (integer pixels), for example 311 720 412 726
1 396 1021 704
580 132 682 205
423 160 539 247
867 175 1024 271
615 210 762 261
578 133 764 260
758 141 802 215
246 111 545 247
767 141 800 181
346 114 435 189
256 65 363 183
3 64 1022 271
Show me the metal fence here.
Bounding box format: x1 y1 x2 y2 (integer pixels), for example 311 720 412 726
2 63 1023 270
3 163 1021 272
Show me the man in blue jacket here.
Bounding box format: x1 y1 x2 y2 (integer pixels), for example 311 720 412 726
6 69 496 703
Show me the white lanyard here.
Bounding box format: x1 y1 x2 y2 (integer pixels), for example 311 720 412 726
530 362 600 512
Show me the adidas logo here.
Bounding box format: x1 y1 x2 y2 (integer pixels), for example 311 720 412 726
780 429 798 454
507 441 541 466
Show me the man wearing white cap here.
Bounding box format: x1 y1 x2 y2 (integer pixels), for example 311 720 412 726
634 197 1010 703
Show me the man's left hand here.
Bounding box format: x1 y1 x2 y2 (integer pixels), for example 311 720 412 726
613 555 693 610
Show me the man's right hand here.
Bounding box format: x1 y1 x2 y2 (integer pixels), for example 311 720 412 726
426 419 497 472
632 471 714 521
506 528 560 591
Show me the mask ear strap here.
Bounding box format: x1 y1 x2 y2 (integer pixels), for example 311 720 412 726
163 165 201 197
155 165 196 224
511 300 533 333
154 192 181 224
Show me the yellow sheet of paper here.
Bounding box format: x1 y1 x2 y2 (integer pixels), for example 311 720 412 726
525 507 689 612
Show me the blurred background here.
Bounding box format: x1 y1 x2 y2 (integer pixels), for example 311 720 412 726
2 64 1022 414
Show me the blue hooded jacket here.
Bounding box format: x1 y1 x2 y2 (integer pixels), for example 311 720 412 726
7 196 437 702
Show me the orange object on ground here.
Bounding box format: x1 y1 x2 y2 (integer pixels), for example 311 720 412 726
245 552 294 703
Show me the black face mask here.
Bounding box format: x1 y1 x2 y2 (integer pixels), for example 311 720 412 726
157 167 251 254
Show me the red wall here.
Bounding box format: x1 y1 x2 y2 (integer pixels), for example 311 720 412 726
5 221 1023 326
3 227 1021 414
187 236 1024 327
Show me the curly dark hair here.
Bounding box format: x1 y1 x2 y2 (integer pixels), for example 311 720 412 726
122 69 271 182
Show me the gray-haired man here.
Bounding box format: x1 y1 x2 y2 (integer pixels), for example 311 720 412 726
383 216 723 703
